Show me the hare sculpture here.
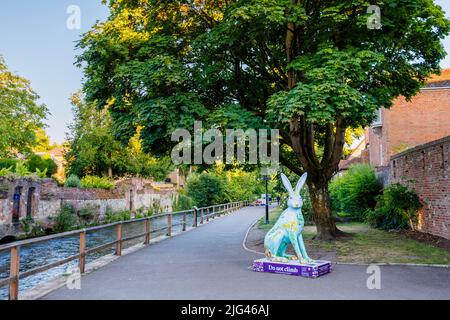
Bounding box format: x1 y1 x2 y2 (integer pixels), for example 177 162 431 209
264 172 313 264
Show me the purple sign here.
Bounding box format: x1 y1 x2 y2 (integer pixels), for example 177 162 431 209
252 258 332 278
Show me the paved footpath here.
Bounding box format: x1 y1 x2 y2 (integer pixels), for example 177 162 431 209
44 206 450 300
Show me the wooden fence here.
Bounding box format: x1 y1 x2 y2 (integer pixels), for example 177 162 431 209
0 201 249 300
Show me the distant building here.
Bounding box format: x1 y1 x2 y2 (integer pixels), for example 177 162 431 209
35 146 66 181
340 69 450 172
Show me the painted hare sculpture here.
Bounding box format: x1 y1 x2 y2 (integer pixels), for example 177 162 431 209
264 173 313 264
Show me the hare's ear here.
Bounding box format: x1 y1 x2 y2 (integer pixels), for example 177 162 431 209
295 172 308 194
280 173 293 194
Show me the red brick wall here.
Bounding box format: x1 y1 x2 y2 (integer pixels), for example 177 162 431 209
368 88 450 168
389 136 450 239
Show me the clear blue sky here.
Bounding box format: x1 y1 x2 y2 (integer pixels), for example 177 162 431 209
0 0 108 143
1 1 450 144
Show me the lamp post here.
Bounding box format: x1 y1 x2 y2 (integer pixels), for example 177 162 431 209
261 175 270 224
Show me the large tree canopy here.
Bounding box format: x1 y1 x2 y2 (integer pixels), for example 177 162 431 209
65 91 173 180
0 55 49 157
77 0 449 239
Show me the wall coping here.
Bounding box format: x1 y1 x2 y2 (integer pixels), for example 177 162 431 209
421 86 450 91
390 135 450 161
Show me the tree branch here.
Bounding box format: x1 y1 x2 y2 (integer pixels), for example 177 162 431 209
326 117 346 177
321 122 334 167
279 152 304 176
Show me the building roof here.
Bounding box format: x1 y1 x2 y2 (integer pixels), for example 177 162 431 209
425 69 450 88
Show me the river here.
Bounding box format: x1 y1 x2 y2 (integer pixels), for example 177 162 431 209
0 213 196 300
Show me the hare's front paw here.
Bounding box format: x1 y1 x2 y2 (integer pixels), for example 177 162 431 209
300 257 314 264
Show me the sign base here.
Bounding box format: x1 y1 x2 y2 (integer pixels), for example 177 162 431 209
252 258 332 278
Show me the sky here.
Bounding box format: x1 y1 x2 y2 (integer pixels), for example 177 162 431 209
0 1 450 144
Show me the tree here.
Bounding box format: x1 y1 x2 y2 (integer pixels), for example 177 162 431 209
26 154 57 177
77 0 449 239
65 92 174 180
65 92 126 177
186 171 227 207
34 128 53 152
0 55 48 157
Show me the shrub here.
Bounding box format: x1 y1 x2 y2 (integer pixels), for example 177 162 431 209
21 218 46 238
21 216 35 233
146 199 162 216
366 183 422 230
0 158 19 170
300 187 313 223
172 194 194 211
64 174 82 188
77 205 97 222
280 187 313 223
14 162 30 176
104 209 132 223
80 175 114 189
26 154 57 177
0 166 13 177
225 170 260 202
54 203 79 232
186 172 227 207
35 168 48 178
329 164 382 219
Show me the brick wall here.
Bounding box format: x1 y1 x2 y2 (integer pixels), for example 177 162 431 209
367 88 450 168
389 136 450 239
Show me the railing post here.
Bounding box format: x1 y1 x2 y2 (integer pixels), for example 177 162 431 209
79 230 86 274
144 218 150 245
167 214 172 236
116 223 123 256
9 246 20 300
200 208 204 224
193 207 198 227
206 207 210 222
182 212 187 231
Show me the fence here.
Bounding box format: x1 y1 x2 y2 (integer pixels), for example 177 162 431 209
0 200 249 300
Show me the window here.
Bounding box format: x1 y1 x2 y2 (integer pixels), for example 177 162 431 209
26 187 35 219
12 186 23 224
372 108 383 127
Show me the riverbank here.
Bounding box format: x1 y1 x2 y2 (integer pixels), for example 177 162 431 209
246 208 450 265
0 213 193 300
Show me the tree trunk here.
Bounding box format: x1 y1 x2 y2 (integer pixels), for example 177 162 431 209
108 166 113 178
308 180 340 240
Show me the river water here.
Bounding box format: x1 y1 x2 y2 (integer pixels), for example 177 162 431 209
0 213 196 300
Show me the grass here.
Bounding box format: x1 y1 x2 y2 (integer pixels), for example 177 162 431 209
258 207 284 230
258 207 450 265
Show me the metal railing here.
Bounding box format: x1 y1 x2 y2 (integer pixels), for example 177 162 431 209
0 200 249 300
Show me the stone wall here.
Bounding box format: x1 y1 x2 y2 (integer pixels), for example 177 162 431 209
389 135 450 239
0 177 175 240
